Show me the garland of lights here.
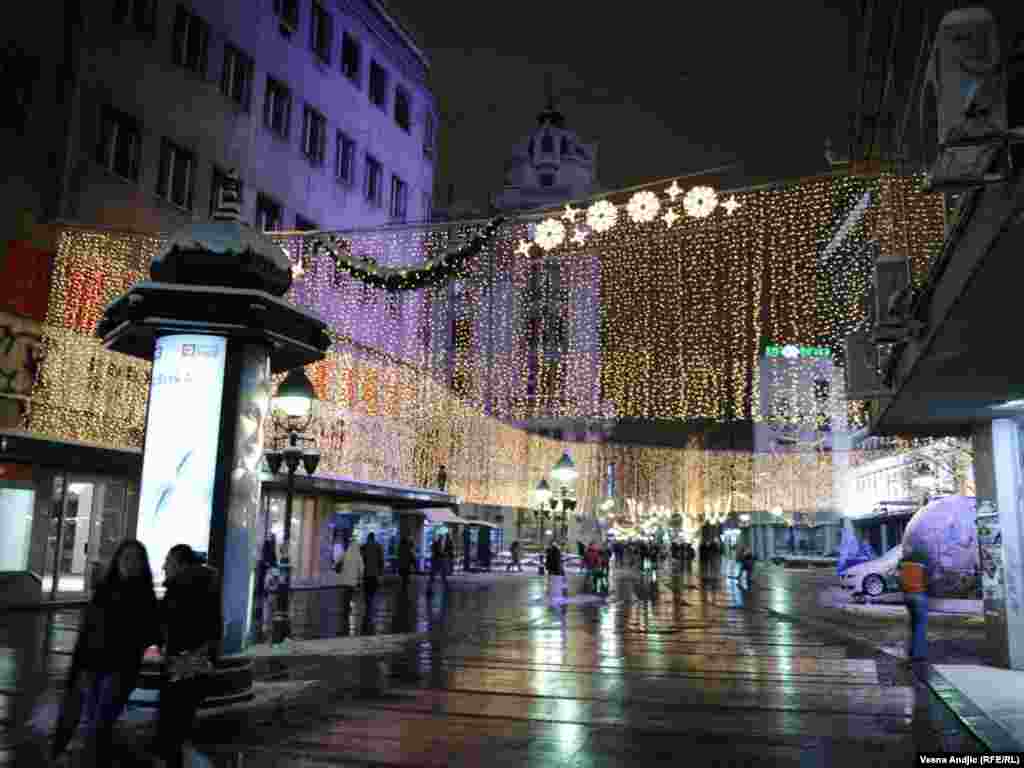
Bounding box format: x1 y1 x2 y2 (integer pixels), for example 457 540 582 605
303 216 505 292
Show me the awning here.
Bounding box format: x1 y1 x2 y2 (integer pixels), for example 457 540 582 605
425 508 468 525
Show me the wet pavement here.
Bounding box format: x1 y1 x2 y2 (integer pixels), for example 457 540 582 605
3 562 985 766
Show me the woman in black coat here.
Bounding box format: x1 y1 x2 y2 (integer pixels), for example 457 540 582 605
157 543 222 768
52 539 161 765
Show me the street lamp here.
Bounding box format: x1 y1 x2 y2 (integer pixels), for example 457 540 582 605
549 452 577 544
264 367 320 644
535 479 551 542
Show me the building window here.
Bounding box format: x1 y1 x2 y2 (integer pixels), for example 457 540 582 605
273 0 298 36
364 154 382 205
335 131 355 184
210 167 243 217
340 32 360 84
171 5 209 75
220 45 253 110
156 138 195 210
256 193 282 231
389 175 407 221
369 60 387 109
423 112 435 158
422 193 432 221
540 133 553 153
264 77 292 139
295 215 316 231
301 105 326 165
310 2 332 64
113 0 157 36
394 87 411 132
96 106 141 181
539 174 554 188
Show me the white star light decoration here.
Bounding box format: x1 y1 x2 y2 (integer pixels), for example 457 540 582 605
665 180 683 201
571 228 587 246
626 190 661 224
662 208 679 228
723 196 741 215
534 217 567 251
586 200 618 233
562 204 580 224
291 261 305 278
515 239 533 257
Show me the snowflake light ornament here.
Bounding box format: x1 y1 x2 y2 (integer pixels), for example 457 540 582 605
571 228 587 246
662 208 679 228
586 200 618 233
627 190 661 224
722 196 741 216
515 239 533 257
534 217 567 251
683 186 719 219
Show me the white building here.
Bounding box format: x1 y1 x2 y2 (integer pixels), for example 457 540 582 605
2 0 437 244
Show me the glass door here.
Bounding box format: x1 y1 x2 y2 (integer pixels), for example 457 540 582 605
43 475 131 597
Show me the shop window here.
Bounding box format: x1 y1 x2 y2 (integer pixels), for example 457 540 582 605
171 4 209 76
341 31 360 84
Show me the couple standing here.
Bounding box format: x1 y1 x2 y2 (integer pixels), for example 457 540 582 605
334 532 385 629
50 540 219 768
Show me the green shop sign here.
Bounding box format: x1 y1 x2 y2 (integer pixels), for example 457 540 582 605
765 344 833 359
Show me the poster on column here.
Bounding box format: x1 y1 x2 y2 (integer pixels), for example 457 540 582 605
222 344 271 653
137 335 227 577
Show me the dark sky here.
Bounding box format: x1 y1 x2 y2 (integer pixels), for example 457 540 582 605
386 1 859 207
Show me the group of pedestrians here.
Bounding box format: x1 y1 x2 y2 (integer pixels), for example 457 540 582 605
49 539 219 767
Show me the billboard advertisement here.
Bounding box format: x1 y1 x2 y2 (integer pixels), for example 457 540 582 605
137 334 227 577
221 344 271 652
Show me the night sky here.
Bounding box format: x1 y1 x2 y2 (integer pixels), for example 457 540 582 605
386 1 859 208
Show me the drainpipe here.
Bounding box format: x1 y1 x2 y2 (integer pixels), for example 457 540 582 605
53 0 84 224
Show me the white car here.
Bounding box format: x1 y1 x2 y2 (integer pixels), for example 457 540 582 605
840 544 903 598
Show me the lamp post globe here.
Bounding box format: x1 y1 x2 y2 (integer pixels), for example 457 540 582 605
274 368 316 418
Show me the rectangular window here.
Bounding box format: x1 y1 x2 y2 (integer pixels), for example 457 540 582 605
369 60 387 109
364 154 382 205
273 0 298 35
256 193 282 231
335 131 355 184
210 167 243 217
310 2 332 63
301 105 326 165
171 4 209 75
96 106 141 181
423 112 435 158
389 175 407 221
340 32 360 84
264 77 292 138
113 0 157 36
156 138 195 209
220 44 253 110
295 215 316 231
394 87 411 132
422 193 432 221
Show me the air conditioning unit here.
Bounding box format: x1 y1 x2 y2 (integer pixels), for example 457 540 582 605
921 7 1007 192
843 330 889 400
872 253 921 343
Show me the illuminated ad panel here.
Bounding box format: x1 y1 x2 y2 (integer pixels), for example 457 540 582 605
137 334 227 575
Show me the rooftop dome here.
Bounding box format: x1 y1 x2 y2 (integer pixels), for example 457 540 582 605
151 172 292 296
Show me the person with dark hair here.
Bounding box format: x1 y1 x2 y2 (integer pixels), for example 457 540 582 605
156 543 222 768
362 533 384 617
52 539 161 765
397 535 415 591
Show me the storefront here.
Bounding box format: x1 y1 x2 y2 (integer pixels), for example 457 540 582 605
0 432 142 601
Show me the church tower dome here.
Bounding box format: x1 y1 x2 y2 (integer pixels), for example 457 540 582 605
494 76 599 212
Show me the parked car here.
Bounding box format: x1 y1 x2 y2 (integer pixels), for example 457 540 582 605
840 544 903 598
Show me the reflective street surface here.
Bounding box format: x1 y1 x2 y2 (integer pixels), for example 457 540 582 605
3 561 984 766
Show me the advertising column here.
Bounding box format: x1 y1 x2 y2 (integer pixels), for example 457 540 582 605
136 334 227 574
220 344 272 653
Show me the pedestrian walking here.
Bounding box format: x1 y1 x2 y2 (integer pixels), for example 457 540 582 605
51 539 161 766
507 540 522 572
738 546 754 587
398 536 415 591
437 465 448 492
362 533 384 617
427 535 448 590
254 534 278 642
900 550 929 663
444 534 455 576
156 544 221 768
337 533 364 631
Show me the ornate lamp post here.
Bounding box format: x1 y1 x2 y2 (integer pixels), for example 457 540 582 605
535 479 552 543
550 451 578 545
264 368 321 645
